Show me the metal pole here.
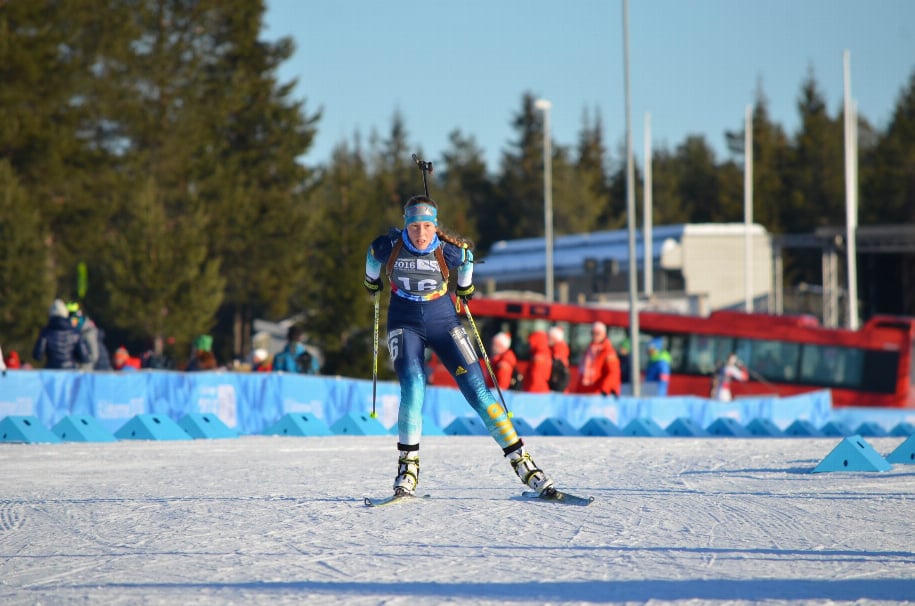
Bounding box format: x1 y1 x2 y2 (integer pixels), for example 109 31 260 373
535 99 554 302
643 112 653 298
744 104 754 312
622 0 640 395
843 50 859 330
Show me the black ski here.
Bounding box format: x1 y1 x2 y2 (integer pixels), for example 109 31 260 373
522 489 594 506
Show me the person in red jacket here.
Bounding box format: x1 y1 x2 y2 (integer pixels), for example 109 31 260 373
522 330 552 393
487 332 518 390
572 321 621 397
547 326 571 392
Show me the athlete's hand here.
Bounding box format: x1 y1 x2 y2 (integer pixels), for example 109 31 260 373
363 276 383 295
456 283 475 302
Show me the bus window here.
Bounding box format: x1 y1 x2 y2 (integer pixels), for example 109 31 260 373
799 344 863 388
684 335 733 375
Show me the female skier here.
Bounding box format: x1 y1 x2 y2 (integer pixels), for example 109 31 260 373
363 195 555 498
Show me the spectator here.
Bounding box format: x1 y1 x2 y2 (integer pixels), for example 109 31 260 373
252 348 272 372
32 298 90 369
112 346 142 371
186 334 217 371
572 321 621 397
0 344 5 376
522 330 552 393
4 348 22 370
66 302 106 371
618 338 631 385
487 332 518 390
273 326 318 374
645 337 672 396
711 353 749 402
547 326 570 392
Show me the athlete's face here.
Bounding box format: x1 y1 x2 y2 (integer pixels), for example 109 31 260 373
407 221 436 249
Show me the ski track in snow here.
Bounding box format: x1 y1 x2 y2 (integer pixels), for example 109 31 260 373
1 435 914 605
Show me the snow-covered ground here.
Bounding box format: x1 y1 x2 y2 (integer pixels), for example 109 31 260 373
1 435 914 605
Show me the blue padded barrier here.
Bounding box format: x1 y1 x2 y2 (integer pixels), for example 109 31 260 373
621 418 667 437
812 435 891 473
706 418 750 437
745 418 784 437
0 415 61 444
579 417 622 436
536 417 581 436
263 412 332 437
509 417 537 437
854 422 888 437
52 415 117 442
330 412 388 436
784 419 822 437
886 435 915 464
443 416 489 436
890 422 915 437
665 417 708 437
820 421 854 437
178 413 239 439
115 414 191 441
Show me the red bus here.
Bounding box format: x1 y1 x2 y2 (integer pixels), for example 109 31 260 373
439 296 915 408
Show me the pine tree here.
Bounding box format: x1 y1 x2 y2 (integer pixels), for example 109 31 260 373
0 161 54 355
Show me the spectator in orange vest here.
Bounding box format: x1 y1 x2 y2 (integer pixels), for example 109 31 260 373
487 332 518 390
572 321 621 397
522 330 552 393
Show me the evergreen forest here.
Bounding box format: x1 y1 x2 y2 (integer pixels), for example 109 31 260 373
2 1 914 377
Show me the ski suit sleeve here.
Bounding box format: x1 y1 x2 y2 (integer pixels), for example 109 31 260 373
365 233 395 282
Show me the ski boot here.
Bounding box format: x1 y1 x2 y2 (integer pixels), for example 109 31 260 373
393 446 420 497
508 447 555 495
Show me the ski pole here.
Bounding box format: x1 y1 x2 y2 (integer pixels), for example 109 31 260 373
461 299 512 417
370 293 380 418
412 153 433 197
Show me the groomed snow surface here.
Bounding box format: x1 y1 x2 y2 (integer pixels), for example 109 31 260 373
1 435 914 605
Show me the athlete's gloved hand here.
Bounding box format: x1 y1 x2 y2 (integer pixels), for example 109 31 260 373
456 283 475 302
363 276 383 295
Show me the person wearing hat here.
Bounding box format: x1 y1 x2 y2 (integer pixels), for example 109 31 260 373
487 332 518 390
32 298 90 369
364 194 556 498
645 337 672 396
571 321 621 397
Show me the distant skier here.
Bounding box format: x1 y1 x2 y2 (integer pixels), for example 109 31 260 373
711 353 749 402
363 195 555 498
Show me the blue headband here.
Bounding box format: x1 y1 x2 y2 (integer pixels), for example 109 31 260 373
404 203 438 225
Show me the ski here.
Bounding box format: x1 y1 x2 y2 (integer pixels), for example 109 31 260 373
522 489 594 506
364 493 430 507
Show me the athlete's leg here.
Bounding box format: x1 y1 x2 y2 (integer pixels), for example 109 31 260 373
387 326 427 446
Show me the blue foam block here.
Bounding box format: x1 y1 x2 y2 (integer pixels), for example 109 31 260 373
886 435 915 465
854 422 888 437
536 417 580 436
666 417 708 437
820 421 854 437
263 412 332 437
745 418 784 437
0 415 61 444
622 418 667 437
784 419 822 437
114 414 192 441
330 412 388 436
890 422 915 437
52 415 117 442
178 413 238 439
509 417 537 437
812 435 891 472
443 416 489 436
706 417 750 437
579 417 622 436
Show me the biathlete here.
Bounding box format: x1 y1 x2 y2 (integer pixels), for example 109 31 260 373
363 195 555 497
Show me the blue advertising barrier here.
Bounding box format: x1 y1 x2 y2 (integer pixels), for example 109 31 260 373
0 369 887 437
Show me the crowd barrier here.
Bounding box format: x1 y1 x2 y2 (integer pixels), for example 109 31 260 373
4 369 903 438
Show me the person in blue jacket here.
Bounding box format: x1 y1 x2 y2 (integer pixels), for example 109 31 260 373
645 337 672 396
32 298 90 369
364 195 555 497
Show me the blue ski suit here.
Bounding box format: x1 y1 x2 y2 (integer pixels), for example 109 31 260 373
365 229 520 450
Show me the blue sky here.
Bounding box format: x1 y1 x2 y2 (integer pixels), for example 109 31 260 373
262 0 915 172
